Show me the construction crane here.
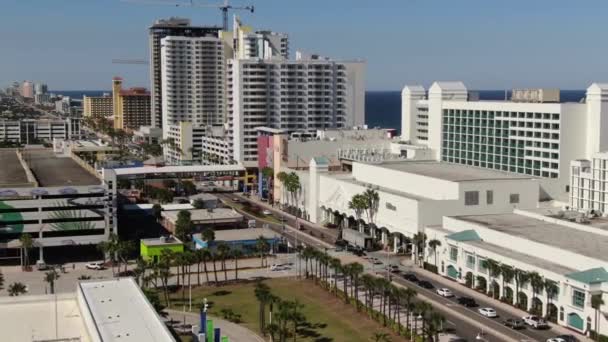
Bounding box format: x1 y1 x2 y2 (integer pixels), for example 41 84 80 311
121 0 254 31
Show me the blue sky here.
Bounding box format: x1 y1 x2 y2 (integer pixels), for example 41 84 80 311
2 0 607 90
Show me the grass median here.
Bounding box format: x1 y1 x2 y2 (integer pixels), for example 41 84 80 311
169 277 402 341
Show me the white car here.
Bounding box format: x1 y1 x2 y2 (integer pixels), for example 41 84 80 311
523 315 548 328
478 307 498 318
263 209 272 215
86 262 105 270
436 288 454 297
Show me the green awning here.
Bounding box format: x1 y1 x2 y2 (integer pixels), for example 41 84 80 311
566 267 608 285
446 229 481 242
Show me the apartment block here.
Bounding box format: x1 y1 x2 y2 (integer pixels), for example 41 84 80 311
149 17 222 129
83 95 113 118
226 52 365 166
233 17 288 60
112 77 151 130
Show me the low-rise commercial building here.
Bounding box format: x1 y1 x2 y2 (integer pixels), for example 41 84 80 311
161 208 243 232
193 227 281 252
425 210 608 335
140 236 184 262
0 278 175 341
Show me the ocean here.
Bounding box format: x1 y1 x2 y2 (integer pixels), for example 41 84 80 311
55 89 586 136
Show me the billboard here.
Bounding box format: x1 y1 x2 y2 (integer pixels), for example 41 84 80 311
257 135 274 169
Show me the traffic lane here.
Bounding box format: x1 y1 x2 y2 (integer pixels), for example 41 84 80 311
396 273 553 342
389 276 505 342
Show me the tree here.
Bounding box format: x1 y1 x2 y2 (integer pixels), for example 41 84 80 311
232 248 243 280
192 198 205 209
134 257 148 287
158 249 174 306
544 279 559 320
412 232 427 266
196 248 211 285
514 269 529 307
350 262 364 311
486 258 502 299
500 264 515 302
528 271 544 314
217 243 231 281
152 203 162 223
591 294 605 340
19 234 33 270
0 269 4 289
254 281 272 334
44 269 60 294
362 187 380 225
256 236 270 267
174 210 193 242
181 180 196 196
427 239 442 267
371 331 391 342
8 282 27 296
97 232 120 275
347 194 367 231
143 288 166 316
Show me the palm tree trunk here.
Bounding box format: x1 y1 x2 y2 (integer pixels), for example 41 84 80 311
235 257 238 280
197 262 201 286
203 259 209 284
212 258 218 283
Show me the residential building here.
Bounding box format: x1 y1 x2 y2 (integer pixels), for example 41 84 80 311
83 94 113 118
34 93 51 105
401 82 608 200
111 77 152 130
225 52 365 166
0 117 82 143
20 80 34 98
233 16 288 60
425 210 608 335
34 82 48 95
0 278 175 341
149 17 222 128
569 153 608 213
160 35 227 129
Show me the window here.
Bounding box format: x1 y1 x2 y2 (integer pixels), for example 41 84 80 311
449 246 458 262
486 190 494 205
466 253 475 269
465 191 479 206
572 289 585 308
478 258 488 274
510 193 520 204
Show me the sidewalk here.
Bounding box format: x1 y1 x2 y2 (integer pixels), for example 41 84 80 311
165 309 265 342
410 264 593 342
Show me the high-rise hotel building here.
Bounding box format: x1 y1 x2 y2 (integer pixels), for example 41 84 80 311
401 82 608 200
149 17 222 129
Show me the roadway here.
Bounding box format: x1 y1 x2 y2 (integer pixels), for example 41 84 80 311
220 193 573 341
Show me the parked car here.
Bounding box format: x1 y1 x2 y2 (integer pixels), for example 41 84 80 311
232 197 240 202
353 249 366 257
546 335 578 342
86 262 105 270
457 296 477 307
478 307 498 318
262 209 272 215
523 315 548 329
503 318 525 329
36 260 50 271
418 280 434 289
385 264 400 273
436 288 454 297
402 273 419 283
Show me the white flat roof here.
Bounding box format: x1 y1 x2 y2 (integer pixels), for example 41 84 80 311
163 208 243 223
376 161 532 182
456 213 608 262
79 278 175 342
113 164 245 176
0 293 91 342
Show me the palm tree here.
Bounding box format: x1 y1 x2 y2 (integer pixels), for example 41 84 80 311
8 282 27 296
329 257 342 295
415 301 432 339
412 232 427 266
427 239 442 268
134 257 148 287
350 262 364 310
196 249 211 285
486 258 501 299
210 250 219 283
427 311 446 342
158 249 174 306
362 187 380 225
217 243 231 281
370 331 391 342
360 274 375 312
255 236 270 267
514 269 529 308
342 263 351 303
544 279 558 320
232 248 243 280
591 294 605 340
19 234 33 270
0 269 4 290
402 287 417 332
348 193 367 232
44 269 60 294
528 271 544 314
500 264 515 302
254 281 272 334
